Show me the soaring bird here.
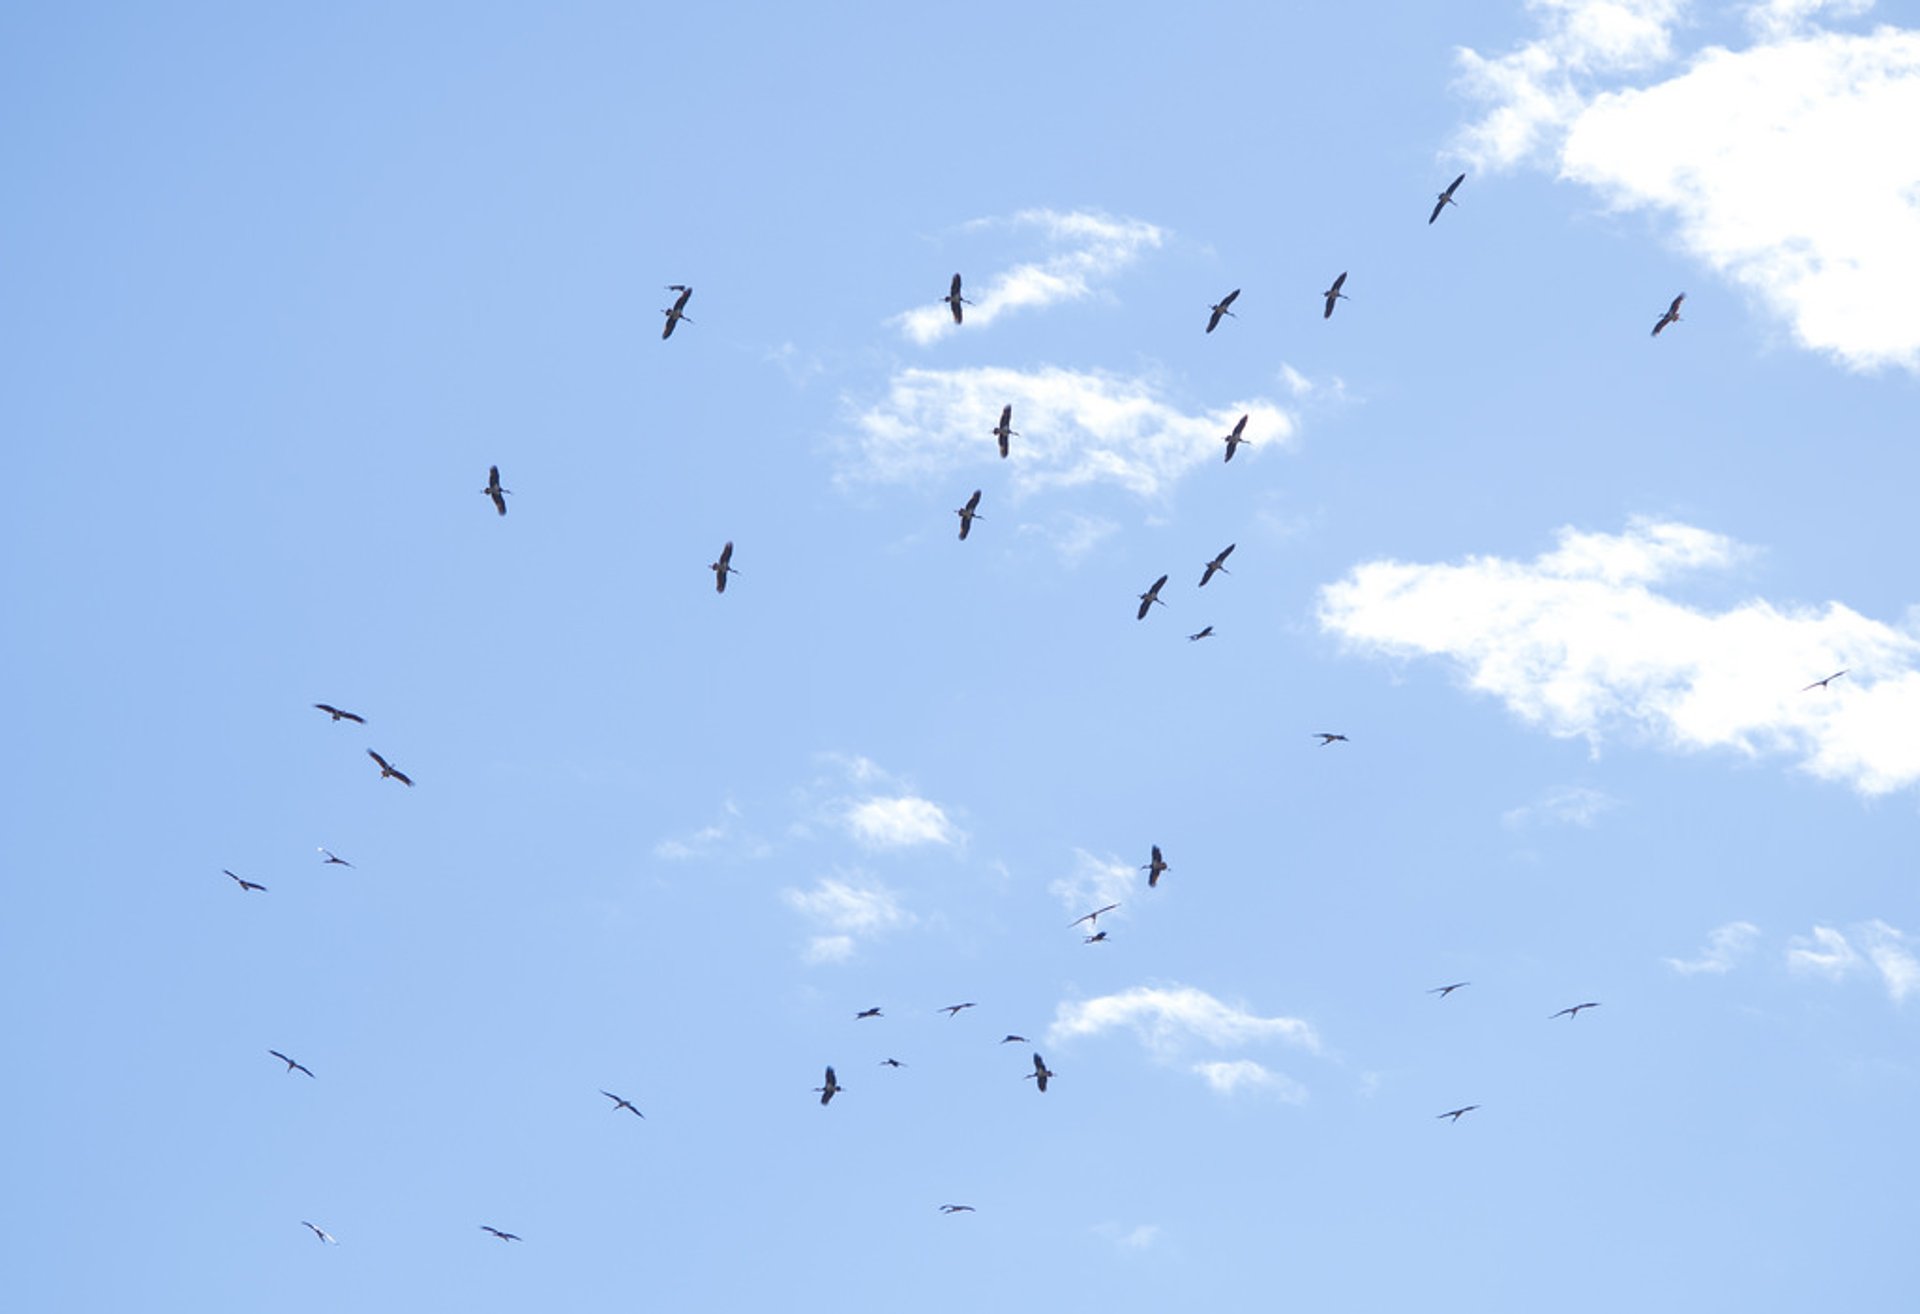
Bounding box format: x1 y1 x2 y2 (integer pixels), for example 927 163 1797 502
999 1034 1028 1045
880 1058 906 1068
1070 903 1119 929
940 1204 976 1214
1322 271 1349 319
1429 982 1470 998
944 273 971 324
1136 574 1169 620
224 869 267 893
1651 293 1685 337
1026 1052 1054 1093
1206 288 1240 333
1222 414 1250 463
313 704 365 724
662 285 694 339
710 541 738 593
1437 1105 1481 1122
1142 845 1168 888
992 404 1016 459
367 749 413 787
939 1002 976 1017
1429 172 1466 224
269 1050 314 1077
481 465 511 516
480 1226 521 1242
815 1065 842 1105
301 1221 337 1244
317 847 352 868
1314 733 1349 746
855 1007 883 1020
1551 1002 1602 1020
1199 543 1235 587
1188 626 1214 642
600 1090 644 1118
1084 930 1109 944
956 490 983 541
1802 669 1848 691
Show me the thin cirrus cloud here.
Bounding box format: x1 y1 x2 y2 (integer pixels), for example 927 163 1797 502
892 209 1165 345
1501 784 1620 829
1190 1059 1309 1102
1049 984 1320 1055
1667 920 1762 974
781 874 914 964
1453 1 1920 372
1787 920 1919 1001
1317 517 1920 795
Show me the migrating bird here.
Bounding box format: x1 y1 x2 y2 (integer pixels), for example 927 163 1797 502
855 1007 883 1020
944 273 971 325
1026 1052 1054 1093
880 1058 906 1068
224 869 266 893
1314 733 1349 746
1084 931 1109 944
481 465 511 516
1188 626 1214 642
313 704 365 724
1429 982 1470 998
939 1204 976 1214
1322 270 1349 319
1651 293 1685 337
992 404 1016 459
300 1221 337 1245
1199 543 1235 587
317 847 352 868
815 1066 841 1105
1222 414 1250 463
1206 288 1240 333
1070 903 1119 929
710 541 738 593
1142 845 1168 888
1437 1105 1481 1123
1802 669 1848 691
1429 172 1466 224
939 1003 976 1017
480 1226 521 1242
366 749 413 787
956 489 983 541
999 1034 1028 1045
600 1090 644 1118
661 285 693 339
269 1050 315 1078
1551 1002 1602 1020
1136 574 1169 620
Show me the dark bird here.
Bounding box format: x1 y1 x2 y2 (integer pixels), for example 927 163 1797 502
301 1221 337 1244
1429 982 1470 997
1322 270 1349 319
1206 288 1241 333
317 847 352 868
939 1003 976 1017
1651 293 1685 337
1222 414 1250 463
313 704 365 724
940 1204 976 1214
481 465 511 516
1084 930 1109 944
880 1058 906 1068
1026 1052 1054 1092
1136 574 1169 620
480 1226 521 1242
710 540 738 593
224 869 267 893
815 1065 842 1105
367 749 413 787
1314 733 1350 746
1142 844 1168 888
993 404 1016 459
269 1050 314 1078
956 489 983 541
600 1090 644 1118
1802 669 1848 691
1437 1105 1481 1122
661 285 693 339
855 1007 883 1019
1188 626 1214 642
1429 172 1466 224
1070 903 1119 929
1199 543 1235 587
944 273 971 324
1551 1002 1602 1020
999 1034 1028 1045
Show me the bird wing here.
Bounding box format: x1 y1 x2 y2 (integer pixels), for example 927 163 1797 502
1331 271 1347 294
1200 563 1217 587
950 273 963 297
1669 293 1685 315
1429 196 1446 224
1218 543 1235 564
1324 292 1337 319
1231 415 1247 439
391 767 414 787
1446 173 1465 197
367 749 387 769
1221 288 1240 310
999 404 1011 427
672 286 693 312
1151 574 1168 594
719 541 732 568
965 490 981 513
490 487 506 515
661 315 676 339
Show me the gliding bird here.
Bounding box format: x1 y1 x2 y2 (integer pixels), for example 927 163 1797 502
1314 733 1349 746
1803 669 1848 691
480 1226 521 1242
1070 903 1119 929
269 1050 314 1077
939 1003 976 1017
993 404 1016 459
313 704 365 724
1429 982 1470 997
367 749 413 787
1551 1002 1602 1020
1136 575 1169 620
1222 414 1249 463
600 1090 644 1118
1438 1105 1480 1122
944 273 971 325
940 1204 976 1214
710 541 738 593
1026 1052 1054 1093
661 285 693 339
1651 293 1685 337
1142 845 1168 888
1322 271 1349 319
301 1221 337 1244
1429 172 1466 224
956 490 982 541
317 848 352 867
1199 544 1235 587
224 869 266 892
481 465 511 516
1206 288 1240 333
1188 626 1214 642
855 1007 882 1020
815 1065 842 1105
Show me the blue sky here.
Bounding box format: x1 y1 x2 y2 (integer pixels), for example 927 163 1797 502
5 1 1918 1308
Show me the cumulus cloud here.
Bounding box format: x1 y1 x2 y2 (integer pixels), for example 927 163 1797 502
844 796 959 848
1667 920 1762 974
1317 518 1920 795
1190 1059 1309 1101
1050 984 1319 1054
782 875 913 963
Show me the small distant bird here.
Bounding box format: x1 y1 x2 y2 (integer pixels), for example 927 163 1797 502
815 1065 841 1105
1136 574 1169 620
956 489 983 541
1650 293 1685 337
313 704 365 724
269 1050 314 1077
317 848 352 868
480 1226 521 1242
1084 930 1109 944
939 1003 976 1017
366 749 413 787
1429 982 1470 998
600 1090 644 1118
1199 543 1235 587
940 1204 976 1214
1222 414 1250 463
1206 288 1240 333
1314 733 1349 746
1070 903 1119 929
1322 270 1349 319
1802 669 1848 691
1188 626 1214 642
1026 1052 1054 1093
710 540 738 593
944 273 971 325
880 1058 906 1068
999 1035 1028 1045
481 465 511 516
662 285 693 339
1429 172 1466 224
1551 1002 1602 1020
301 1221 337 1244
1142 845 1168 888
224 869 266 893
855 1007 883 1020
1437 1105 1480 1122
993 404 1016 459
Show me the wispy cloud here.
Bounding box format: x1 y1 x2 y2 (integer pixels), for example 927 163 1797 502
1190 1059 1309 1101
1048 849 1140 922
1787 921 1918 1001
1017 511 1120 566
1318 518 1920 795
782 874 914 963
1667 920 1762 974
1050 984 1319 1054
1787 924 1861 977
844 795 960 849
653 799 769 862
1501 784 1620 829
893 210 1164 344
844 365 1296 498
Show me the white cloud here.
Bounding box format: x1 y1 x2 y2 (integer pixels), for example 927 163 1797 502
844 365 1296 498
1667 920 1762 974
1050 984 1319 1054
1787 920 1918 1001
1747 0 1874 41
1017 511 1120 566
1091 1222 1163 1251
1190 1059 1309 1102
653 799 769 862
1787 924 1860 977
1318 518 1920 795
894 210 1164 344
844 795 959 848
1501 784 1620 828
782 875 913 963
1859 920 1920 1002
1048 849 1140 921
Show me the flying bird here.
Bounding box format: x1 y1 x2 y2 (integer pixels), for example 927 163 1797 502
300 1221 337 1244
366 749 413 787
481 465 511 516
956 489 982 541
710 541 738 593
1429 172 1466 224
317 848 352 868
944 273 971 325
1206 288 1240 333
1322 270 1349 319
992 404 1016 459
1084 931 1109 944
1070 903 1119 929
1802 669 1848 691
224 869 266 893
1314 733 1349 746
661 284 693 339
815 1065 841 1105
999 1035 1028 1045
1222 414 1249 463
1142 844 1168 888
1551 1002 1602 1020
1428 982 1470 997
313 704 365 724
600 1090 644 1118
1437 1105 1481 1122
268 1050 314 1077
855 1007 883 1019
480 1226 521 1242
880 1058 906 1068
1136 574 1169 620
939 1003 976 1017
1026 1052 1054 1093
1199 543 1235 587
940 1204 976 1214
1188 626 1214 642
1651 293 1685 337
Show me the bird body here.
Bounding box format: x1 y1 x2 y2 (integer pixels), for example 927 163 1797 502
816 1065 841 1105
855 1007 882 1019
482 465 511 516
1199 544 1235 587
662 285 693 339
1314 733 1349 746
1188 626 1214 642
1136 575 1169 620
944 273 971 324
999 1034 1028 1045
940 1204 976 1214
1142 844 1167 888
1222 414 1249 463
224 869 267 892
313 704 365 724
1322 270 1348 319
367 749 413 787
600 1090 644 1118
1206 288 1240 333
1651 293 1685 337
1026 1052 1054 1092
993 404 1016 458
710 541 738 593
956 489 982 541
1084 930 1109 944
480 1226 521 1241
1429 172 1466 224
880 1058 905 1068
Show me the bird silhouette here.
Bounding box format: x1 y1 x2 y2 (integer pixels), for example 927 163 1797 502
1199 544 1235 587
710 540 739 593
1437 1105 1480 1122
944 273 971 324
481 465 511 516
268 1050 314 1077
600 1090 644 1118
1206 288 1240 333
1222 414 1250 463
1136 575 1169 620
1429 172 1466 224
317 848 352 868
999 1034 1028 1045
1428 982 1470 997
815 1065 842 1105
993 404 1016 458
939 1002 976 1017
1142 845 1168 888
1026 1052 1054 1092
1188 626 1214 642
1651 293 1685 337
367 749 413 787
313 704 365 724
880 1058 906 1068
1802 670 1848 691
224 869 266 893
1070 903 1119 929
956 490 983 541
480 1226 521 1241
940 1204 976 1213
301 1221 337 1244
855 1007 882 1020
661 285 693 339
1314 733 1349 746
1322 270 1349 319
1551 1002 1602 1019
